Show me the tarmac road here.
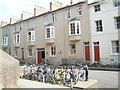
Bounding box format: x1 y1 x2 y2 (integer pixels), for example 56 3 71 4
89 70 119 88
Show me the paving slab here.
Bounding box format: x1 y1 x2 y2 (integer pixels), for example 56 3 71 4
19 79 69 88
74 79 98 88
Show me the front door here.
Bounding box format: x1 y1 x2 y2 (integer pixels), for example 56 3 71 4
37 48 45 64
22 49 24 60
37 51 42 64
94 45 100 61
85 45 90 61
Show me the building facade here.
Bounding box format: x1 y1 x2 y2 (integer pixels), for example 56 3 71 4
1 0 119 65
0 26 2 49
1 24 12 55
89 0 120 65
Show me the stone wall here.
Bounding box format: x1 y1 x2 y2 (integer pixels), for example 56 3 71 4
0 49 19 89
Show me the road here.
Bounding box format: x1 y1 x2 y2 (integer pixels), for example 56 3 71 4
89 70 119 88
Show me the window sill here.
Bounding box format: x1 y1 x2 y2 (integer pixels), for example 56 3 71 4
50 55 56 58
111 53 120 56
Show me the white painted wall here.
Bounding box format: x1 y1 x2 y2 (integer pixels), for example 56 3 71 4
89 0 119 63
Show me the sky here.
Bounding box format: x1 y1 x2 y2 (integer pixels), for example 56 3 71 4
0 0 70 22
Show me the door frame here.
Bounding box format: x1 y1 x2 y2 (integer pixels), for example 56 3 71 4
36 48 45 64
84 45 90 61
94 45 100 62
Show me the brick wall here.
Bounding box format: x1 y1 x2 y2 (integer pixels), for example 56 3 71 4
0 49 19 89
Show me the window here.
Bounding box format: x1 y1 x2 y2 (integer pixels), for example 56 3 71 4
95 20 103 32
50 46 56 57
114 16 120 29
111 40 119 54
14 49 18 57
113 0 120 7
69 21 81 35
44 16 48 24
45 26 55 39
2 36 8 45
15 34 20 44
52 13 56 22
28 48 32 57
94 4 101 12
69 44 76 55
19 24 22 31
66 9 71 19
77 5 82 15
27 31 35 41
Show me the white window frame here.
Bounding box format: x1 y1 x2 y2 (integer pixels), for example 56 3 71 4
52 13 56 22
69 21 81 35
69 44 76 56
113 0 120 7
28 48 32 57
15 34 20 44
14 49 18 57
114 16 120 30
50 46 56 57
45 26 55 39
95 20 103 32
44 16 48 24
66 9 71 19
76 5 82 16
27 31 35 42
111 40 119 55
94 4 101 12
2 36 8 45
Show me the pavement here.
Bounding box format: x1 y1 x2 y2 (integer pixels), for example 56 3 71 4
19 79 97 88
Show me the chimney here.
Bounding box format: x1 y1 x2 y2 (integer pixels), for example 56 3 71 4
50 0 62 11
34 5 47 16
21 11 33 20
70 0 85 4
10 16 19 24
1 21 9 26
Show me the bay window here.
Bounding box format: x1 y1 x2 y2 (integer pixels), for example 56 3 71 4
45 26 55 39
27 31 35 42
69 21 81 35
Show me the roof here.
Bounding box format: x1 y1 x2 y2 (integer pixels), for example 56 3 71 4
11 0 87 25
88 0 106 6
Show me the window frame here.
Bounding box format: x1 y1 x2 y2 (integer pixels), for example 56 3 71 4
94 4 101 12
27 31 35 42
15 34 20 44
28 48 32 57
50 46 56 57
111 40 120 55
76 5 82 16
95 20 103 32
113 0 120 7
69 20 81 35
114 16 120 30
45 26 55 39
66 8 71 19
52 13 56 22
2 36 8 45
69 44 76 56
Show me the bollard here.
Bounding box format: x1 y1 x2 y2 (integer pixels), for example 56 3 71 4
71 78 73 90
43 74 45 90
